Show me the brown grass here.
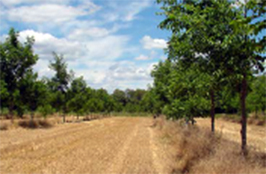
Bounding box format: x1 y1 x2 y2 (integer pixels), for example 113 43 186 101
154 117 266 174
221 113 266 126
18 119 53 129
0 122 8 130
0 117 160 174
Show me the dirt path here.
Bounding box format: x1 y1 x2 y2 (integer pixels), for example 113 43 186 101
0 117 169 174
196 118 266 152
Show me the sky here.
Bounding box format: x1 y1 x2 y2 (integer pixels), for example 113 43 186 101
0 0 170 93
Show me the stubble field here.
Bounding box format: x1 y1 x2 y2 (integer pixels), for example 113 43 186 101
0 116 265 174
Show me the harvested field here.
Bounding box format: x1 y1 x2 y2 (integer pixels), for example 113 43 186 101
0 117 170 174
0 117 265 174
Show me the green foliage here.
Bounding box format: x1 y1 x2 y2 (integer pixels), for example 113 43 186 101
37 105 55 119
247 75 266 114
152 60 210 120
49 53 73 114
0 28 38 118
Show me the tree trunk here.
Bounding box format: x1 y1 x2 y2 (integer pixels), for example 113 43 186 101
30 111 35 128
240 73 248 155
9 103 14 123
30 111 34 122
63 114 65 123
210 89 215 133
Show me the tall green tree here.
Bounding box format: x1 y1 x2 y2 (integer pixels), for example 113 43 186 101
227 0 265 154
0 28 38 122
20 72 47 121
157 0 265 153
49 52 73 122
68 76 87 120
157 0 238 132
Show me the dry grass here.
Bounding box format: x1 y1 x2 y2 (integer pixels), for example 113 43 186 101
154 117 266 174
221 113 266 126
0 122 8 130
0 117 162 174
18 119 53 129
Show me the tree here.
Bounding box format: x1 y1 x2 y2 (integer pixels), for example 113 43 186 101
157 0 239 132
151 60 173 115
153 61 210 122
227 0 265 154
0 28 38 122
68 76 87 120
20 72 47 122
112 89 127 107
49 52 73 122
157 0 265 153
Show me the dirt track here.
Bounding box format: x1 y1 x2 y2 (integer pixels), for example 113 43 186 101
0 117 169 174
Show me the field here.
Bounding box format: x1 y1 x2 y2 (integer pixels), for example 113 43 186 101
0 116 265 174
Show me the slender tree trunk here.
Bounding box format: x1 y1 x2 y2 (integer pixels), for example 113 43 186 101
63 105 66 123
30 111 34 122
63 113 65 123
240 73 248 155
210 89 215 133
9 102 14 123
30 111 35 128
255 107 258 118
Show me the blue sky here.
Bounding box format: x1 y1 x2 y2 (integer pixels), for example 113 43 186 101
0 0 170 92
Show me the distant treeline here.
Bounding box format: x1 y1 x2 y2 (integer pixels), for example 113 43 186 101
0 28 151 121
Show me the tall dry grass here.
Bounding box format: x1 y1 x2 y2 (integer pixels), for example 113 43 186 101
220 113 266 126
154 117 266 174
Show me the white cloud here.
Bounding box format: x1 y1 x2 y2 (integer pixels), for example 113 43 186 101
33 59 54 78
102 61 155 92
84 35 130 60
68 27 110 40
18 30 86 61
123 1 151 21
17 30 130 62
102 0 152 22
5 2 100 24
141 35 167 50
0 0 71 7
135 55 150 60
